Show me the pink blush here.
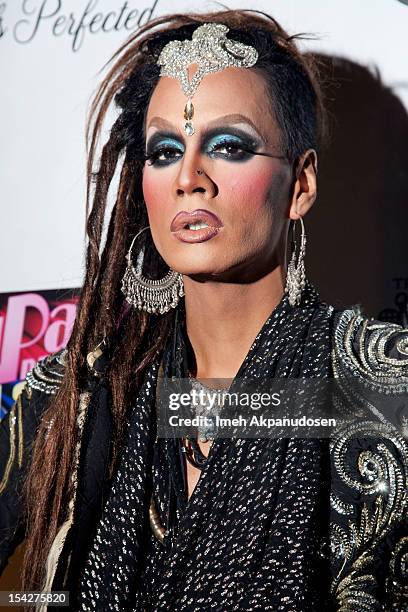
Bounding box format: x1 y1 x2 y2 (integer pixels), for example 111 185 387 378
225 168 274 213
142 174 168 212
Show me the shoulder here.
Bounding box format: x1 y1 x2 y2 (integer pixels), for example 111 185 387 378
0 348 69 445
0 348 69 572
1 348 69 501
1 347 69 464
329 307 408 609
331 306 408 392
25 348 68 397
11 348 71 441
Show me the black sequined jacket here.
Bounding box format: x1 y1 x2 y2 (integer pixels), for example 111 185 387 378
1 305 408 611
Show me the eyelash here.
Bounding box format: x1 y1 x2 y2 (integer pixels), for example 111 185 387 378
143 140 256 167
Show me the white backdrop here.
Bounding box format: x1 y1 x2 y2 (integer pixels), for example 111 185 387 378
1 0 408 293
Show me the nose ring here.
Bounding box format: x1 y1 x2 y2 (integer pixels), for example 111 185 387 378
196 169 203 175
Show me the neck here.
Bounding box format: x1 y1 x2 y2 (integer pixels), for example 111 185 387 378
183 265 285 379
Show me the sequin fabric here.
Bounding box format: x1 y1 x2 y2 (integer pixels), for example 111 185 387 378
2 283 407 610
329 308 408 611
77 280 337 610
25 349 67 395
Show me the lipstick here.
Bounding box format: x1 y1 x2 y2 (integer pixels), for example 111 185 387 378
170 209 223 244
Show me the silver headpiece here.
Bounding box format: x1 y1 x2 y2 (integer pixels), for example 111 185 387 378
157 22 259 136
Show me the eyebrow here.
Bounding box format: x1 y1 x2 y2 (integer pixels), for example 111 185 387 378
145 113 269 143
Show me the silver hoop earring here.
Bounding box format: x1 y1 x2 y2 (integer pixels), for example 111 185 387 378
121 226 184 314
285 217 307 307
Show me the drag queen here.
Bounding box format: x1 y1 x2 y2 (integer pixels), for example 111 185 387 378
1 9 407 611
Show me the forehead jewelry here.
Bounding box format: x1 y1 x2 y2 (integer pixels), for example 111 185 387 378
157 22 259 137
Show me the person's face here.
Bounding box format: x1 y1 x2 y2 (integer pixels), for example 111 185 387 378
142 65 293 282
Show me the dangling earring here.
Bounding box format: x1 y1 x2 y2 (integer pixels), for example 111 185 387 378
121 226 184 314
285 217 307 307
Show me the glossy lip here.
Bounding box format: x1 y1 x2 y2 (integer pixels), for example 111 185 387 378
170 209 223 244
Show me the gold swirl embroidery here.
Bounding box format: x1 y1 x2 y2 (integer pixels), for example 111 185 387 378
335 573 379 611
331 311 408 608
386 536 408 605
332 309 408 393
25 349 67 395
330 422 408 610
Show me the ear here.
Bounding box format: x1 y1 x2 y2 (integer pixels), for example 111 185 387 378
288 149 318 221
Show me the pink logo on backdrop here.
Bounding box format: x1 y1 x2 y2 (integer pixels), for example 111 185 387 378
0 289 79 385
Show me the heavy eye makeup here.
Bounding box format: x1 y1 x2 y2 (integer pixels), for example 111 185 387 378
143 127 263 167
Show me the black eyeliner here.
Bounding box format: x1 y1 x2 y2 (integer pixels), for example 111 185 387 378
145 126 263 153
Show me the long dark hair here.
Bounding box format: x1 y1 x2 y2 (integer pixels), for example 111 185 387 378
21 8 326 591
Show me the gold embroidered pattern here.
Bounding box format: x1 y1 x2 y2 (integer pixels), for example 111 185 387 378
39 390 91 609
0 385 29 494
332 309 408 393
331 311 408 610
330 421 408 610
1 350 68 495
386 536 408 606
25 349 68 395
0 402 17 495
17 389 24 468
